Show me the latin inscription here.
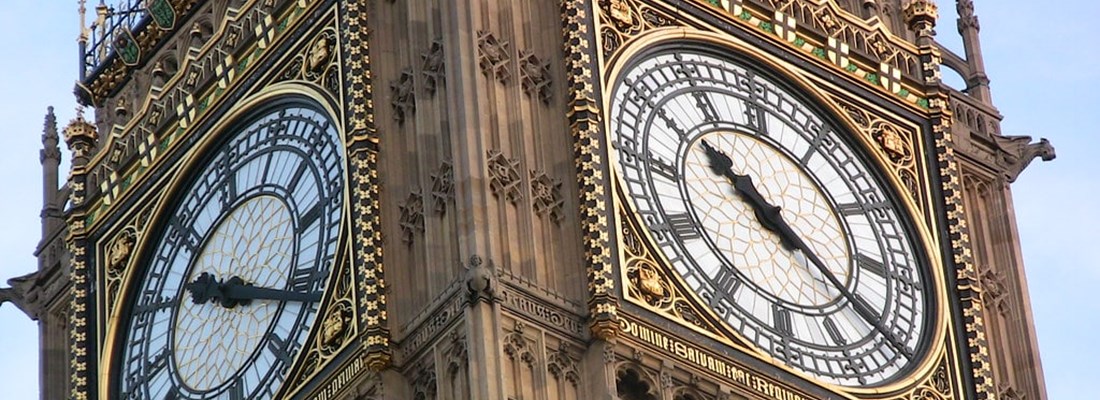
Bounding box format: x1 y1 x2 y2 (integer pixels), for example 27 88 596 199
308 355 365 400
500 288 584 336
619 317 811 400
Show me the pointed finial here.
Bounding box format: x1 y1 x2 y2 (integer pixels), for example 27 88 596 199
44 106 57 138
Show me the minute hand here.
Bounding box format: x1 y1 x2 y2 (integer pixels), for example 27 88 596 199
699 140 911 358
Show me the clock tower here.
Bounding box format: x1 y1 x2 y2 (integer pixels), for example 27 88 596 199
2 0 1051 399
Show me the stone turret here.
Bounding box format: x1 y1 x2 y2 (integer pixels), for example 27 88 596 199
40 107 62 239
955 0 992 102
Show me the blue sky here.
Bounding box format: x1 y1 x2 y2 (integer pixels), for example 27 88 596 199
0 1 1095 398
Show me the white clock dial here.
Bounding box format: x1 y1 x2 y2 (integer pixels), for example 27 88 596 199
116 101 344 400
611 49 929 386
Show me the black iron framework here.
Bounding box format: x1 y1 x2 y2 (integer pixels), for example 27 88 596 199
115 100 344 400
611 47 930 386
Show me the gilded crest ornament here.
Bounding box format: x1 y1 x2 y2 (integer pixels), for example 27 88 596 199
107 232 134 272
609 0 634 26
306 35 333 73
321 307 347 348
634 263 665 303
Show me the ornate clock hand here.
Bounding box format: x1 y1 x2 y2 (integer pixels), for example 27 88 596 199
185 272 322 309
699 140 912 358
700 140 798 250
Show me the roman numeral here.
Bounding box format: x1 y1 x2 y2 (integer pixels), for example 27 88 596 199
169 220 203 252
823 316 848 345
228 380 245 400
851 295 879 322
712 268 742 296
134 296 175 315
692 91 720 123
289 267 315 292
287 161 310 193
665 212 700 241
857 253 887 278
147 347 169 376
837 201 891 216
655 107 688 139
744 103 768 134
266 332 292 365
299 202 323 230
648 154 678 182
163 388 179 400
773 305 793 337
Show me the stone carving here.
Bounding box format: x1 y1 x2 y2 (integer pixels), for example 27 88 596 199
430 160 454 215
444 327 466 375
979 266 1010 314
519 50 552 103
411 361 437 400
391 68 416 123
421 39 445 95
529 169 564 222
477 31 511 84
599 0 676 56
399 189 425 244
547 343 580 387
464 255 495 304
446 329 468 375
487 149 522 204
633 262 667 304
502 322 536 368
994 135 1056 182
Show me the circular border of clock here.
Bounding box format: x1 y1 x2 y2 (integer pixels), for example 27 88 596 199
606 38 941 389
109 92 345 400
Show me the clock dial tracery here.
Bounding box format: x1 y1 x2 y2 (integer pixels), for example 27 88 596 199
116 101 344 400
610 49 931 387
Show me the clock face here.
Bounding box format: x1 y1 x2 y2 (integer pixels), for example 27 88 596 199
116 101 344 399
610 49 930 386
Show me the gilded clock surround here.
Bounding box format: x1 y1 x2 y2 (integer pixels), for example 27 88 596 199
83 1 381 397
600 21 957 400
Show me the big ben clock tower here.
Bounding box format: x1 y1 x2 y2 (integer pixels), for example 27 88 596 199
2 0 1051 399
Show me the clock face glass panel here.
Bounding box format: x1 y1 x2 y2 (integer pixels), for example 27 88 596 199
116 102 343 399
610 49 930 386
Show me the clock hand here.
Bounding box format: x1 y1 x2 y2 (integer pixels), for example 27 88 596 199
699 140 799 250
185 272 322 309
699 140 912 359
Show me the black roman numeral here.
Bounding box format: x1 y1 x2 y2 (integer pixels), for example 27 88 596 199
299 202 323 230
744 103 768 134
857 253 888 278
287 161 310 193
693 91 720 123
837 201 891 216
289 267 315 292
713 268 742 296
266 332 292 365
648 154 679 182
134 296 175 315
823 316 847 345
666 213 700 241
773 305 793 337
228 380 245 400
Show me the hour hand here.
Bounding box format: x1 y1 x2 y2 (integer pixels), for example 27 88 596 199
699 140 797 250
185 272 321 309
699 140 733 177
